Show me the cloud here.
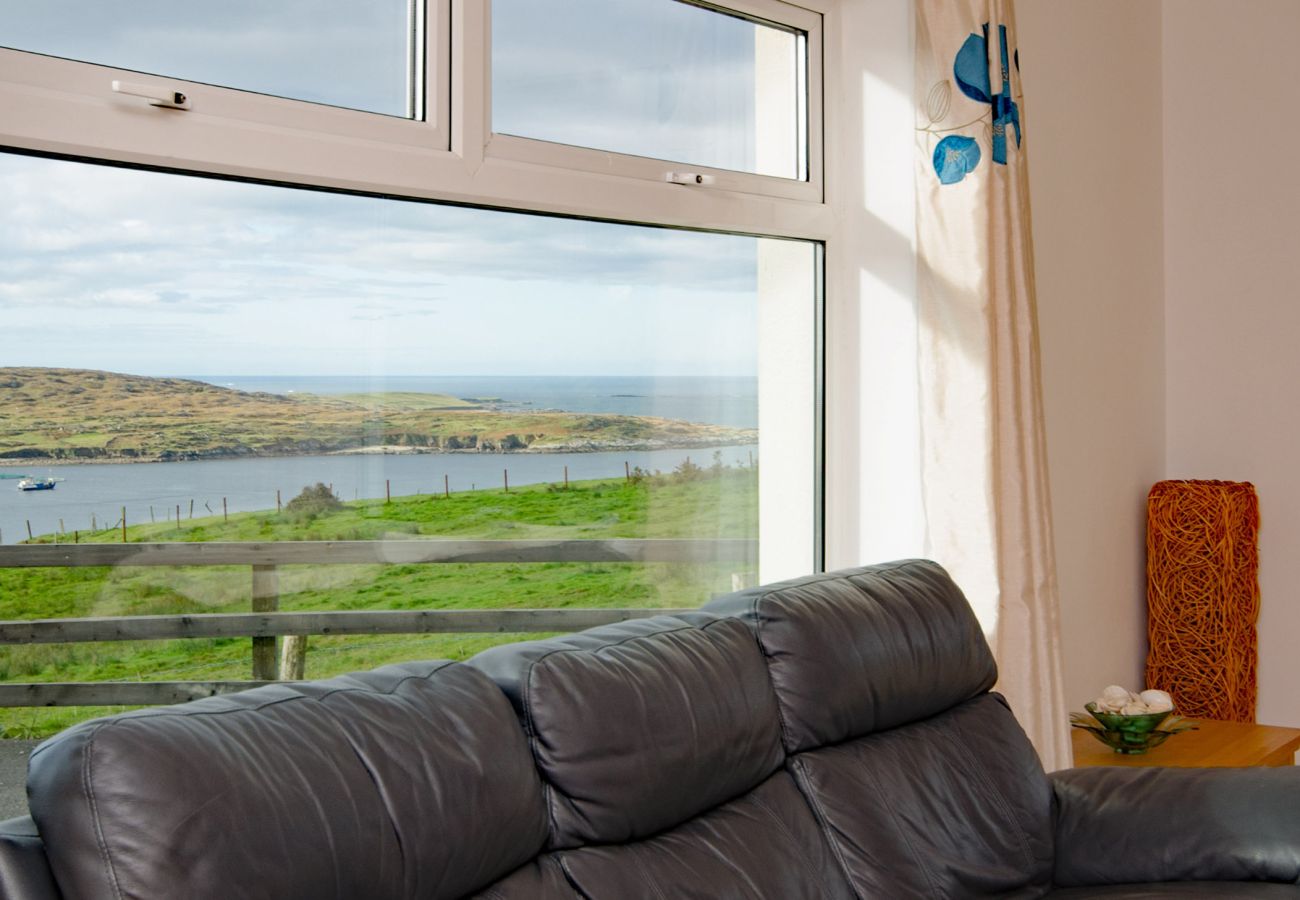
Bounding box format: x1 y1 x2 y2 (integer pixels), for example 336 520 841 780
0 0 802 379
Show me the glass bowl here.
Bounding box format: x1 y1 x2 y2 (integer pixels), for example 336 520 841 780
1070 703 1196 754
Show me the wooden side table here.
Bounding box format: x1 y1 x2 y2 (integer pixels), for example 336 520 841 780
1072 718 1300 768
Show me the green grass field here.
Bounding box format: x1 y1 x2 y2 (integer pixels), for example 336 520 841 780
0 462 757 737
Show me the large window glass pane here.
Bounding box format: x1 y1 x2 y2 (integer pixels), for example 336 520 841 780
0 0 420 118
0 153 817 736
493 0 805 179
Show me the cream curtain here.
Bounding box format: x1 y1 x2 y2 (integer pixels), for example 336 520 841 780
913 0 1071 770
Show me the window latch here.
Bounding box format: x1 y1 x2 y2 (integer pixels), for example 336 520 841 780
111 80 190 110
665 172 716 186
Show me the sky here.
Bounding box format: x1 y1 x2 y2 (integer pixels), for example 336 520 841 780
493 0 794 178
0 154 771 377
0 2 815 378
0 0 413 116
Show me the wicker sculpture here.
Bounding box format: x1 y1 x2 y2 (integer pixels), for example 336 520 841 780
1146 480 1260 722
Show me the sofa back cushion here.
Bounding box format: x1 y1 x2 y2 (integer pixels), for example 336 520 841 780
468 612 785 850
27 661 548 900
556 769 854 900
706 559 998 753
706 561 1055 898
476 771 856 900
792 694 1054 897
469 612 856 899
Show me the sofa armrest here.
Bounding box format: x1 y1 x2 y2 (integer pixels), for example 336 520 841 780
0 817 60 900
1051 766 1300 887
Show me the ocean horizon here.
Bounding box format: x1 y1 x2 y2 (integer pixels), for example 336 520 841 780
184 374 759 430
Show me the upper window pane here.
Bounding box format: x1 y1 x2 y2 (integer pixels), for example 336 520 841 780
0 0 420 118
492 0 805 180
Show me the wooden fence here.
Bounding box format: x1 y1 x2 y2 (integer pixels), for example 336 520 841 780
0 539 757 707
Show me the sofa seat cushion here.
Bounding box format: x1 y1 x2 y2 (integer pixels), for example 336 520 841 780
468 613 785 849
27 661 548 900
790 692 1054 898
1046 886 1300 898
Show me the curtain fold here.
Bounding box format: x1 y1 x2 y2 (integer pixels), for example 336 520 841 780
913 0 1071 770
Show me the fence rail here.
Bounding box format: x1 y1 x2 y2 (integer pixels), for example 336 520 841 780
0 539 756 707
0 538 757 568
0 608 671 645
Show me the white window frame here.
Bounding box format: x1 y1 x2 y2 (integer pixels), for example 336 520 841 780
0 0 832 239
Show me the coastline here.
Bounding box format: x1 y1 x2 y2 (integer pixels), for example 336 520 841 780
0 438 754 467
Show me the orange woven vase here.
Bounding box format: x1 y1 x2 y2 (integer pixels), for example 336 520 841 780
1145 480 1260 722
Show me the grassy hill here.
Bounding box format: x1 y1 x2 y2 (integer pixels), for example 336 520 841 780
0 368 756 462
0 464 757 737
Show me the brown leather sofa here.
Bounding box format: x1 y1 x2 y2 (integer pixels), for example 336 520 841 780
1 560 1298 899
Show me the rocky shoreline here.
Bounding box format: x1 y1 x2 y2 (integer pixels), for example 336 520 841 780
0 436 753 466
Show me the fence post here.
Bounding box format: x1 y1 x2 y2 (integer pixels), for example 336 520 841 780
279 635 307 681
564 465 569 488
731 572 758 591
121 508 126 543
223 497 228 522
444 474 449 498
251 565 279 680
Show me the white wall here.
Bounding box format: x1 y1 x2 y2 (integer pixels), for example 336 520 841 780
1017 0 1167 709
1164 0 1300 727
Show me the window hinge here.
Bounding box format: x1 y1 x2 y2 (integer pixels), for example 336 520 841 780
111 80 190 110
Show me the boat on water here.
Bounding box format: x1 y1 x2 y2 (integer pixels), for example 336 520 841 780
16 477 58 492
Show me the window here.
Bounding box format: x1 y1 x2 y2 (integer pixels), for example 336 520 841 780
0 0 425 118
486 0 823 201
493 0 808 181
0 0 829 733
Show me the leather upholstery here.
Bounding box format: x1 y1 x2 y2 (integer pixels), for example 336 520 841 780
1046 886 1300 898
1052 767 1300 886
706 559 998 752
468 612 784 849
556 771 855 900
26 661 547 900
469 857 578 900
469 612 855 899
4 561 1300 900
707 562 1053 898
0 818 58 900
789 694 1054 898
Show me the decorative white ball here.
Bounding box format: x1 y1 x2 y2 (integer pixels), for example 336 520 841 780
1097 684 1135 712
1139 689 1174 713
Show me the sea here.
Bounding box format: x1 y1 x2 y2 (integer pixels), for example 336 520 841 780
0 375 757 545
